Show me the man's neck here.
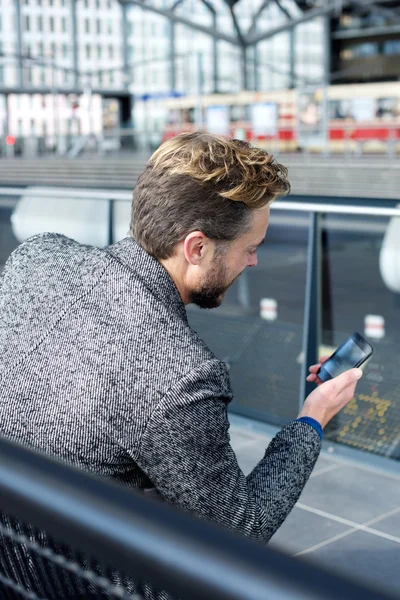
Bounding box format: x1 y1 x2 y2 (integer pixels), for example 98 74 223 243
159 258 189 305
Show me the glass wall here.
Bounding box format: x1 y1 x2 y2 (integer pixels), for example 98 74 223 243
322 212 400 460
188 206 400 462
187 208 309 425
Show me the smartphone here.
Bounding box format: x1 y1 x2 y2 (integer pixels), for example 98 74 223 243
317 332 373 383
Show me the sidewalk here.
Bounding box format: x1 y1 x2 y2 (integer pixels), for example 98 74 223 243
230 414 400 597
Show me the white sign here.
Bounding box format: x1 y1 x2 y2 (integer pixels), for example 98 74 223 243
205 106 230 136
364 314 385 339
352 98 376 122
251 103 278 136
260 298 277 321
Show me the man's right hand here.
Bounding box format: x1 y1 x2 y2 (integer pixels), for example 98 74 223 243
297 355 363 429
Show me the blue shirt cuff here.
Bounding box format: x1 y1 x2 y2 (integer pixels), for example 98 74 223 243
296 416 323 440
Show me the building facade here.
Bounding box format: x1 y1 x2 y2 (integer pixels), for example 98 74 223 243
0 0 324 145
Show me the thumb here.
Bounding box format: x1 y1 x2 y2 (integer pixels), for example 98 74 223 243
329 368 363 394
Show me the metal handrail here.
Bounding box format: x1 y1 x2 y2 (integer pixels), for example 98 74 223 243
0 435 394 600
1 187 400 217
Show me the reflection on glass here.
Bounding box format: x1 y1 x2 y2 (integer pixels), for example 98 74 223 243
187 210 308 425
322 214 400 460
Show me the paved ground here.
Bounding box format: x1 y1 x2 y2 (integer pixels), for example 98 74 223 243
230 413 400 598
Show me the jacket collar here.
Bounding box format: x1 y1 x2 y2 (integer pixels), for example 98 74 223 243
107 237 187 322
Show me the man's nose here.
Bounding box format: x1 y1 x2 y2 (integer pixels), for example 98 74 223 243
248 254 258 268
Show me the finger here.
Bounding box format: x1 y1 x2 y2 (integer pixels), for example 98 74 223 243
336 379 358 407
308 356 330 373
327 368 363 394
306 373 324 385
318 356 330 364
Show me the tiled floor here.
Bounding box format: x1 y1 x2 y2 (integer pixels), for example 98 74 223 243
230 414 400 598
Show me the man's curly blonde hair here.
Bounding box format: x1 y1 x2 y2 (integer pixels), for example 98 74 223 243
131 132 290 259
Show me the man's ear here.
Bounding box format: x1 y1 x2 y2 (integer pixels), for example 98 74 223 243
182 231 210 266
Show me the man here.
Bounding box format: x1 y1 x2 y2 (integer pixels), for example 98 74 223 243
0 133 361 592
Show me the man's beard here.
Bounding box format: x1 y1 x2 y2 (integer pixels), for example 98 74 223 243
188 261 241 309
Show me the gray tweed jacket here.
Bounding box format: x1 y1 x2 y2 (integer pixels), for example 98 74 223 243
0 233 320 549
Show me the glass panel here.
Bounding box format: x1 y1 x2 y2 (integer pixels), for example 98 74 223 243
0 205 19 273
187 208 308 425
321 212 400 460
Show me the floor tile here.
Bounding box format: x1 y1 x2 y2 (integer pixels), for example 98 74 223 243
269 505 350 555
234 441 267 475
302 530 400 597
229 428 264 450
298 464 400 523
372 510 400 539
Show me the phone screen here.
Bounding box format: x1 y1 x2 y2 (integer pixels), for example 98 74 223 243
323 338 366 378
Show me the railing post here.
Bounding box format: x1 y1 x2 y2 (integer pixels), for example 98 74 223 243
108 199 114 246
299 211 322 410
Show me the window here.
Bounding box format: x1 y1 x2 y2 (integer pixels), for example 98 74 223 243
24 15 30 32
96 19 101 34
0 66 3 85
84 0 89 7
97 45 102 59
49 16 55 32
98 71 103 84
85 44 91 59
107 20 112 34
96 0 100 8
109 45 113 59
62 43 68 58
38 41 44 57
61 17 67 33
109 70 114 84
383 40 400 56
51 42 56 57
37 15 43 31
128 45 134 62
353 42 379 58
85 18 90 33
128 21 134 35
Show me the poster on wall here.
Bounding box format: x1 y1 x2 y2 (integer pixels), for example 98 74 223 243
251 103 278 136
297 87 328 149
205 105 230 136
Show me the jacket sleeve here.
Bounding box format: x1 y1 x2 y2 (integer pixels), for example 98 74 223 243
136 360 321 542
